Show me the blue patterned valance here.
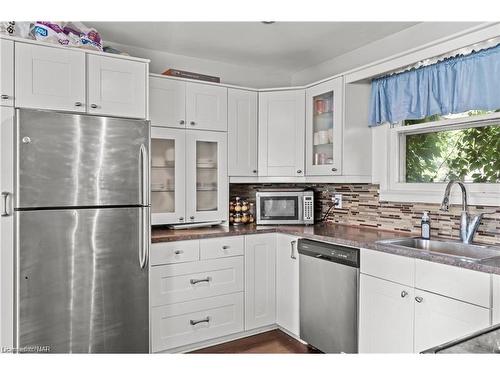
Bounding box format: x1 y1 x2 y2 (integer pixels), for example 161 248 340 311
368 44 500 126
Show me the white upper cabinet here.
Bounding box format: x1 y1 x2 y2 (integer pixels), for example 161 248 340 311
359 274 415 353
186 82 227 131
227 88 258 176
185 129 228 223
276 234 300 337
244 234 276 331
258 90 305 177
15 43 85 112
149 77 186 128
87 54 147 119
0 39 14 107
305 77 343 176
151 127 186 225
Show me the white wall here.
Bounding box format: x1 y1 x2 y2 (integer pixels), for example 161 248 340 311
106 41 292 88
291 22 483 85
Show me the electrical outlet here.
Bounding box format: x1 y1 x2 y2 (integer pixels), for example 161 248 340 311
331 194 342 208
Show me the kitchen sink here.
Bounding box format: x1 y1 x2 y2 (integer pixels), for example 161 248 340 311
376 238 500 262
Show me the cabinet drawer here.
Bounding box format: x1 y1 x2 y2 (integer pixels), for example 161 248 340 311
151 257 244 306
152 292 244 352
361 248 415 286
150 240 199 266
200 236 244 259
415 259 491 308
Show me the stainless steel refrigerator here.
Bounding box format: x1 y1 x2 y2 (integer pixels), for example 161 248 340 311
14 109 150 353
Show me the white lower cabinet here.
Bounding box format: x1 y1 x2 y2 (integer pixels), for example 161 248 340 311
359 274 414 353
276 234 300 337
413 289 491 353
359 248 493 353
152 292 244 352
493 274 500 325
244 234 277 330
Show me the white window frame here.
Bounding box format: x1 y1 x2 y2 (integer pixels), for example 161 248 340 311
378 112 500 206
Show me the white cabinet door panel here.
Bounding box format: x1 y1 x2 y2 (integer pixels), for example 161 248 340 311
151 127 186 225
414 289 491 353
152 292 244 352
200 236 245 260
359 274 414 353
258 90 305 176
244 234 276 330
1 39 14 107
276 234 300 337
493 274 500 325
87 54 147 118
15 43 85 112
228 88 258 176
0 107 14 348
185 130 228 223
186 82 227 131
150 240 199 266
149 77 186 128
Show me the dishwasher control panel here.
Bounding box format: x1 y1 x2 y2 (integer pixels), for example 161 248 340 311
297 238 359 267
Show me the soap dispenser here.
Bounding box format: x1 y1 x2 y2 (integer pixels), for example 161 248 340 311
421 211 431 239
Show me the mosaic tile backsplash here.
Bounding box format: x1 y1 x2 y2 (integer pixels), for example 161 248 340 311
230 183 500 245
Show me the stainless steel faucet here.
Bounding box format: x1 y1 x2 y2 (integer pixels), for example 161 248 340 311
440 180 485 244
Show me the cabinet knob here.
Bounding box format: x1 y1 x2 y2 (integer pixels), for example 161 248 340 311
1 94 10 100
401 291 408 298
296 169 302 174
252 170 257 174
179 120 185 125
190 216 195 220
331 168 338 172
90 104 98 109
22 136 31 144
222 245 230 250
74 101 83 107
179 217 184 221
190 121 196 126
174 250 184 255
415 296 423 303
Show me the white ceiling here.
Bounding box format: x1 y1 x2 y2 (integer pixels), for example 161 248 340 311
88 22 419 73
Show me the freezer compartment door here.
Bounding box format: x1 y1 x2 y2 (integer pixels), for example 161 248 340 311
16 109 149 208
17 207 149 353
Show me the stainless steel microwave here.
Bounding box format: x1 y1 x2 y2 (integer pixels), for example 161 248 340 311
256 190 314 225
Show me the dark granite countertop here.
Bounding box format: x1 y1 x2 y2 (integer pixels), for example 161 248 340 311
151 223 500 275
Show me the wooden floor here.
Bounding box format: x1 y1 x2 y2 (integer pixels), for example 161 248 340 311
190 329 322 354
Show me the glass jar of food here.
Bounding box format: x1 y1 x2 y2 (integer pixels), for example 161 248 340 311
241 212 249 224
234 197 242 212
233 213 242 224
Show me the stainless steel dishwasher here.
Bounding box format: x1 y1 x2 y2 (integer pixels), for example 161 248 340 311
298 238 359 353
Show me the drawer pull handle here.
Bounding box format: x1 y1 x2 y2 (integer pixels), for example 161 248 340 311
222 245 230 250
190 277 211 285
415 296 423 303
174 250 184 255
190 316 210 326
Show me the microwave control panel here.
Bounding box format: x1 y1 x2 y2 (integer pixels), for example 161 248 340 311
303 196 314 222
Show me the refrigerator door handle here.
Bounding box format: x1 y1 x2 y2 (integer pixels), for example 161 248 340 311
139 207 150 269
139 144 149 206
1 192 10 216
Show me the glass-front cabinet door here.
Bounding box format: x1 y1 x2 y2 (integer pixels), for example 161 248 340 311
150 127 185 225
185 129 228 223
305 77 343 175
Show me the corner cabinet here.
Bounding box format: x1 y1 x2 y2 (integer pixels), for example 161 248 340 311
258 90 305 177
305 77 343 175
